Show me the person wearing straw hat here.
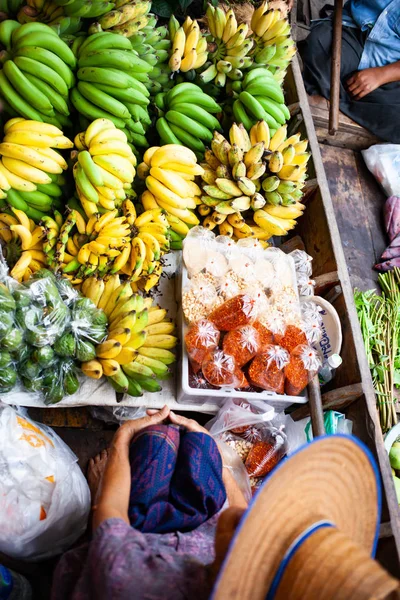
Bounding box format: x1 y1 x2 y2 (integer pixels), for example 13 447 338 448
52 406 399 600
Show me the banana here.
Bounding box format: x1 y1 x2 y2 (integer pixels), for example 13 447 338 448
81 360 103 379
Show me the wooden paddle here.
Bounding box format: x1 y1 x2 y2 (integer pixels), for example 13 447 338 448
329 0 343 135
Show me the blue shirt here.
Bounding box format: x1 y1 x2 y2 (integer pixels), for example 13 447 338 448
342 0 400 69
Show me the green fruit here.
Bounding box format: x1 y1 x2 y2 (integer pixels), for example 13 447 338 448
44 383 64 405
91 309 108 327
22 376 43 392
393 475 400 504
15 343 30 364
54 332 76 357
32 268 57 283
75 339 96 362
23 358 42 379
0 283 16 311
2 329 24 351
0 366 17 392
0 312 14 340
64 370 79 395
33 345 55 367
0 351 12 368
42 369 55 387
389 444 400 471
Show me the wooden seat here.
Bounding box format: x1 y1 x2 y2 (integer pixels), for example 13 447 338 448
307 94 383 150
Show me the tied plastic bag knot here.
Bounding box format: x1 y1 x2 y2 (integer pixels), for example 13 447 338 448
290 249 313 277
298 344 321 371
265 345 290 370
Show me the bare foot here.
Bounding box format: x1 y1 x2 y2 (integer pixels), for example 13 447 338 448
88 449 109 507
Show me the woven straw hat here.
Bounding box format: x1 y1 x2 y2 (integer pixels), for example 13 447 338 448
212 435 399 600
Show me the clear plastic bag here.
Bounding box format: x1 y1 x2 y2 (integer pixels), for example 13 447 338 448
284 344 322 396
202 350 244 388
206 399 275 437
89 405 148 424
222 325 260 367
216 440 252 503
185 319 220 371
284 411 353 455
0 406 90 561
362 144 400 197
248 345 290 393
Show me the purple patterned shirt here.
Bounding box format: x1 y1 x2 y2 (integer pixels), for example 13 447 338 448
52 516 218 600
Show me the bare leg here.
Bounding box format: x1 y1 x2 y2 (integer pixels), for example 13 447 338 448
87 449 109 508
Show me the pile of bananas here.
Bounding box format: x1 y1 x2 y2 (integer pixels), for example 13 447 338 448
138 144 203 249
232 68 289 133
94 0 151 37
0 21 76 127
129 23 172 95
201 5 253 87
155 82 221 159
0 0 23 19
197 120 307 242
0 118 72 220
72 118 136 217
250 1 296 82
81 277 177 396
0 208 47 281
71 31 151 150
168 16 207 75
39 0 116 19
47 200 169 290
17 0 82 39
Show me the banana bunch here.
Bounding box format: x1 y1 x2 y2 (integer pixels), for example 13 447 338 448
201 5 253 88
250 1 296 81
49 200 169 289
43 0 116 19
72 118 136 217
232 68 289 133
0 207 47 281
138 144 203 248
0 118 72 219
95 0 151 37
81 278 176 396
129 23 173 95
168 15 207 75
155 82 221 159
71 31 151 150
0 21 76 128
0 0 23 19
197 120 308 242
17 0 82 37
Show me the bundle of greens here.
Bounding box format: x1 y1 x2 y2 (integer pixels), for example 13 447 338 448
354 268 400 432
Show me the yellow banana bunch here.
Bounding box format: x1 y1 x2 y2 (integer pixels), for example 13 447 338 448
0 208 47 282
138 145 203 239
168 16 208 73
0 118 71 203
73 118 137 218
96 0 152 37
250 0 295 79
197 120 309 243
81 286 177 396
201 6 254 87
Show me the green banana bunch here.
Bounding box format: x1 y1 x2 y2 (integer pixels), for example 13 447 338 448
201 5 254 88
0 21 75 127
0 0 23 19
250 1 296 81
43 0 116 19
71 31 152 152
92 0 152 37
231 67 290 133
155 82 222 160
129 22 173 95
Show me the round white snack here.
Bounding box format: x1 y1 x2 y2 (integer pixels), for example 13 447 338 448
205 250 229 278
255 258 276 287
183 240 209 277
229 255 256 283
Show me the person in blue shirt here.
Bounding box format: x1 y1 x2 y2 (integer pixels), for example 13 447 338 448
301 0 400 142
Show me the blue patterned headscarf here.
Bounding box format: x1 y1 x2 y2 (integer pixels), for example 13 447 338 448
128 424 226 534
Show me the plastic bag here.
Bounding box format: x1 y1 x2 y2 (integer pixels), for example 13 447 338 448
245 427 287 477
202 350 244 388
216 440 252 503
362 144 400 197
89 405 148 424
222 325 260 367
185 319 220 371
284 344 322 396
284 411 353 455
248 345 290 392
206 399 275 438
209 294 257 331
0 406 90 560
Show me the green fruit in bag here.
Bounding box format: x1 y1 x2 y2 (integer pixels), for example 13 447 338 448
33 345 55 367
389 442 400 471
64 370 79 395
0 366 17 392
15 343 30 364
44 383 64 405
75 339 96 362
23 358 42 379
91 309 108 328
32 268 57 283
0 283 15 312
54 332 76 358
15 307 27 329
42 369 55 388
22 376 44 393
0 312 14 341
393 474 400 504
2 329 24 352
0 351 12 367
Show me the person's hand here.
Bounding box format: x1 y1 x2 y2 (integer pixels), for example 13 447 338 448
113 405 170 448
168 410 211 435
346 67 387 100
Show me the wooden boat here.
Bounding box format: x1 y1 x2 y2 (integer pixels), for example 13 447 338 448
285 56 400 573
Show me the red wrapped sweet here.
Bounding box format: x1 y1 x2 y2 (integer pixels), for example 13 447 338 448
202 350 240 387
248 345 289 393
252 321 274 348
222 325 260 367
284 344 321 396
245 428 287 477
274 325 307 353
209 294 256 331
185 320 220 372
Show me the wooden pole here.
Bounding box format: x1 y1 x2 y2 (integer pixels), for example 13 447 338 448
308 375 325 437
329 0 343 135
